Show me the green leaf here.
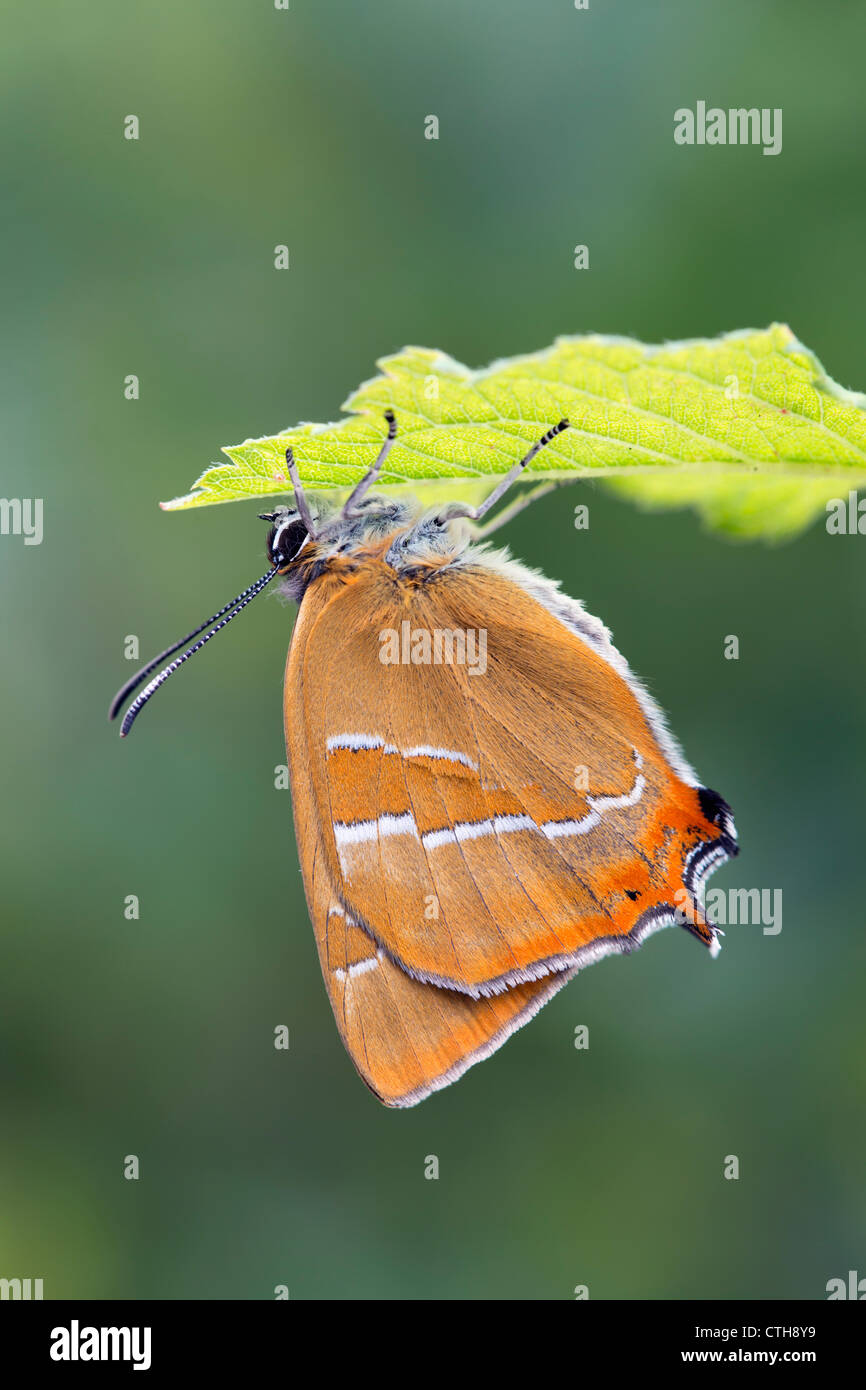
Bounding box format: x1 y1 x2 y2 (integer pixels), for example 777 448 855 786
600 472 855 543
161 324 866 541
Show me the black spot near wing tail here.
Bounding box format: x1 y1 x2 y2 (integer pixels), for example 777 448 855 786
681 787 739 953
697 787 739 857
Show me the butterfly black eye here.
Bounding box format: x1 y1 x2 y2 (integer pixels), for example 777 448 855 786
266 517 308 568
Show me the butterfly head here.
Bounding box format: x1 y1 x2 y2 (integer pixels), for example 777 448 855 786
262 495 430 576
260 507 312 571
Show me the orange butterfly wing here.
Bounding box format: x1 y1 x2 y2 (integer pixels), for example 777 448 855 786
289 556 735 996
285 567 575 1106
306 837 575 1107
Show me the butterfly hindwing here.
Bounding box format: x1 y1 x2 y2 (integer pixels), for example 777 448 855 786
307 837 575 1107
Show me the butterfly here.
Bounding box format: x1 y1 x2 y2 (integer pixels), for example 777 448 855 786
111 412 738 1107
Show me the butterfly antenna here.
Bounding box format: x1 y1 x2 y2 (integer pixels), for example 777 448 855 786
108 570 281 722
115 566 279 738
342 410 397 515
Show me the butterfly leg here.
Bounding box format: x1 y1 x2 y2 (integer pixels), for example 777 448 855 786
437 418 570 525
469 478 572 539
285 447 319 538
342 409 398 517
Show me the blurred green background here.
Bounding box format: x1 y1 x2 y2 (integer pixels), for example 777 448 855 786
1 0 864 1300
